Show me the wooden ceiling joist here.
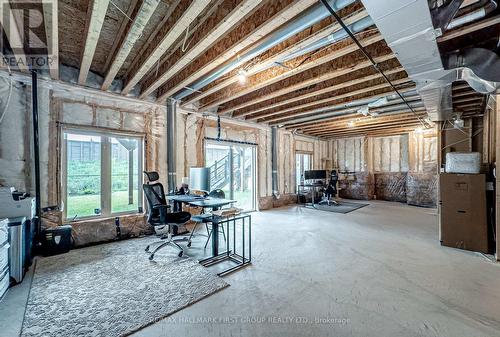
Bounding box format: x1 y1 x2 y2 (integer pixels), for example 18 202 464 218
249 79 414 122
121 0 212 95
154 0 324 102
218 54 395 116
298 113 427 133
101 0 160 90
0 0 29 72
310 120 424 137
285 108 422 130
319 126 422 139
78 0 111 85
437 15 500 43
179 9 369 107
232 67 406 121
43 0 59 79
200 33 385 113
139 0 266 100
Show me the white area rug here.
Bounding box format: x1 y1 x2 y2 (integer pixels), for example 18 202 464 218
21 237 228 337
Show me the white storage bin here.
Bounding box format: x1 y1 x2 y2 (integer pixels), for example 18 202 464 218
0 219 7 246
0 267 9 299
445 152 481 174
0 243 9 272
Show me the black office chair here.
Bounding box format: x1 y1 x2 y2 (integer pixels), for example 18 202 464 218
187 189 227 248
319 170 339 206
143 171 191 260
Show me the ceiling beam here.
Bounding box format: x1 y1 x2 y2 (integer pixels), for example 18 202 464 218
310 120 424 137
299 113 427 132
101 0 139 73
237 67 406 120
43 0 58 79
200 33 385 112
139 0 266 99
101 0 159 90
437 15 500 43
0 0 29 72
219 54 395 116
264 84 416 125
286 108 422 130
78 0 111 85
155 0 320 102
318 126 420 139
180 9 369 107
122 0 212 95
248 79 414 121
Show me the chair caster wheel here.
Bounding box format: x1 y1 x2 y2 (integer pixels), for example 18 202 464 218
187 242 191 247
149 254 154 261
145 245 150 252
178 251 183 257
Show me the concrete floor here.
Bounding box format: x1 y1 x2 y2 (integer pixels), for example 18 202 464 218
2 200 500 336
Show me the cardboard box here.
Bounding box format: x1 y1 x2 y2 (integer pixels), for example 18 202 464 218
439 173 487 253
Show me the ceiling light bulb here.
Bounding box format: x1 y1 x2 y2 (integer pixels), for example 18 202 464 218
237 69 247 84
347 121 355 128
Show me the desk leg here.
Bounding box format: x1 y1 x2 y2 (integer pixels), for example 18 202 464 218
211 218 219 257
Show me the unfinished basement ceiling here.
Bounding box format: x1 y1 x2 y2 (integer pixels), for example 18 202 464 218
2 0 498 138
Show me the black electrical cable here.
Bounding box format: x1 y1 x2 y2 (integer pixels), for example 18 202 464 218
319 0 430 128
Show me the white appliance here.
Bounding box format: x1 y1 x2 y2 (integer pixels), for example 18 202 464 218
0 187 36 220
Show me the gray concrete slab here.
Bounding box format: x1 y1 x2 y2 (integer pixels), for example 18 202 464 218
2 201 500 337
135 202 500 337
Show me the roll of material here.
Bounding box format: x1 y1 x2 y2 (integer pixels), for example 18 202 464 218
445 152 481 174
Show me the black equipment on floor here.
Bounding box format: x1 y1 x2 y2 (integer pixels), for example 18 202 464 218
41 225 73 256
304 170 327 181
320 170 339 206
143 171 191 259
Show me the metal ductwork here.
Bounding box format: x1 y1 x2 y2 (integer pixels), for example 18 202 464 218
271 127 279 199
173 0 359 101
361 0 500 121
166 98 177 192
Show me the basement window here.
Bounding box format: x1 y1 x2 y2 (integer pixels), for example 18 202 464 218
63 129 144 221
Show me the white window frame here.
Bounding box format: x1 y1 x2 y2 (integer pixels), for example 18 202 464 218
62 127 144 221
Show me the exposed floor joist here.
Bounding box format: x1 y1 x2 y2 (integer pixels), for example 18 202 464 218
205 34 385 114
221 54 395 117
179 9 369 107
121 0 212 95
101 0 160 90
139 0 266 99
154 0 320 102
437 15 500 42
249 79 414 122
78 0 111 85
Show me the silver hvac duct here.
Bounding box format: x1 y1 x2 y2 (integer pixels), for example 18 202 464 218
166 98 177 192
276 91 421 126
361 0 500 121
271 127 279 199
173 0 359 101
287 101 425 128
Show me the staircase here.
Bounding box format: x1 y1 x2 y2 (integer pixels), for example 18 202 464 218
208 152 252 191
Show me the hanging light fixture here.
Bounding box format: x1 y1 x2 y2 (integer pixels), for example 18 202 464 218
237 69 248 84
